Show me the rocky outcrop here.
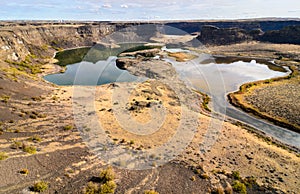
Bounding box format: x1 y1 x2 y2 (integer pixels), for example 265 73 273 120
0 23 116 62
198 25 251 45
197 23 300 45
259 25 300 44
118 48 160 58
248 28 264 40
115 57 201 112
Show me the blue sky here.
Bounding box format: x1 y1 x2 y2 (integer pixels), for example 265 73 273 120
0 0 299 21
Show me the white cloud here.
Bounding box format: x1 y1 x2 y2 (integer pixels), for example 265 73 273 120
121 4 128 8
102 3 112 8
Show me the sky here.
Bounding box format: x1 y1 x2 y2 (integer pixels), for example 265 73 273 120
0 0 299 21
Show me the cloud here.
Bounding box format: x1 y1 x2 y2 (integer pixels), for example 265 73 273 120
6 2 57 8
102 3 112 8
1 0 300 21
121 4 128 8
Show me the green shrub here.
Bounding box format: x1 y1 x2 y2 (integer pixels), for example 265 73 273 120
264 79 273 84
30 114 37 119
190 176 196 181
84 167 117 194
11 141 23 149
193 169 201 174
28 135 42 142
84 182 99 194
0 152 8 160
99 180 116 194
5 58 42 75
63 125 73 131
20 168 29 175
31 96 43 101
243 176 257 187
23 145 37 154
83 180 116 194
1 95 10 103
84 166 117 194
32 181 48 192
232 181 247 194
232 171 241 180
41 44 49 51
99 167 115 182
202 94 211 112
31 66 42 74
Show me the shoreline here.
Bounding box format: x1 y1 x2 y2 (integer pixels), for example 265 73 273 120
225 113 300 153
227 65 300 133
40 45 94 79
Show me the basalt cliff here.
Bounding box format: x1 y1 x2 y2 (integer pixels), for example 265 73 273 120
1 19 300 63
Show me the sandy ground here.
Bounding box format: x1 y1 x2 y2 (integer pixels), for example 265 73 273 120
90 81 300 193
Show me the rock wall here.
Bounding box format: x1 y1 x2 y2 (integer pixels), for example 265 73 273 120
166 20 300 33
167 20 300 45
198 25 251 45
0 23 116 62
197 24 300 45
1 20 300 63
259 25 300 44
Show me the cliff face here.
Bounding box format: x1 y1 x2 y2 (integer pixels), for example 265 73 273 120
197 24 300 45
0 24 116 62
198 25 251 45
166 20 300 33
167 20 300 45
259 25 300 44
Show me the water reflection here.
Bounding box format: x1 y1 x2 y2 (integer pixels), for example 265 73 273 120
44 57 140 86
169 55 300 148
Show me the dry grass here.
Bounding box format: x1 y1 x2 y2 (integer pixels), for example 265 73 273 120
231 75 300 132
168 52 197 62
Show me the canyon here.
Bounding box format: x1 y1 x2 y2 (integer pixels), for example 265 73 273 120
0 20 300 194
